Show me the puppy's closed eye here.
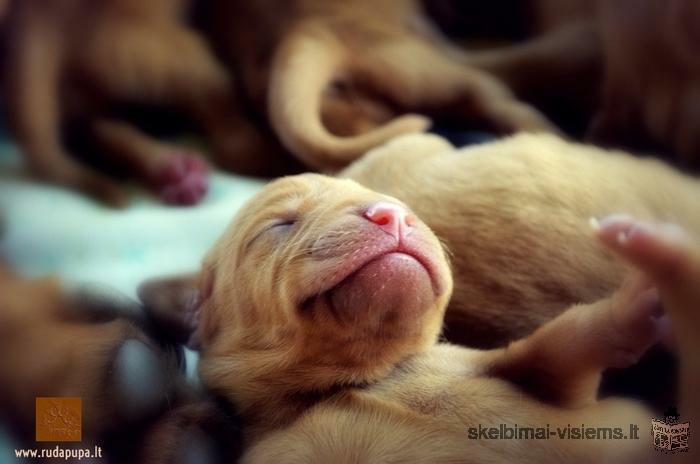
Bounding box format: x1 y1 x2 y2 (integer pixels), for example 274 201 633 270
248 218 298 248
267 218 297 232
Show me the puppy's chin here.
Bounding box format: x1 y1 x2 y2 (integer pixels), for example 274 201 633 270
328 252 435 327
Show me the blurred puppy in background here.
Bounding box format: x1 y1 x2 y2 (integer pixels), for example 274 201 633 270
456 0 700 168
204 0 558 171
467 0 600 134
2 0 296 207
590 0 700 169
0 262 241 463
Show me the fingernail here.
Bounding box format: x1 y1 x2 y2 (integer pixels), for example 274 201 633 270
589 217 600 231
598 213 634 229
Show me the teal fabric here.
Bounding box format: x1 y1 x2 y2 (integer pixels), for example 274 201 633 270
0 139 265 298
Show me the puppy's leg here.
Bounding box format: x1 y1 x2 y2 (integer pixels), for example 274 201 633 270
89 119 209 205
83 21 285 176
596 216 700 432
467 21 601 103
356 39 559 134
5 4 126 206
482 279 665 407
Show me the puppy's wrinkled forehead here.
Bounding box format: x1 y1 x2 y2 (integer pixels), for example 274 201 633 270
207 174 376 264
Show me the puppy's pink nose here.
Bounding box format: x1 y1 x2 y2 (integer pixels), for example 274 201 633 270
364 202 414 240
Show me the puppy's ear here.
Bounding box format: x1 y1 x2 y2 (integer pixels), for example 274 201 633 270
64 282 146 324
138 271 213 348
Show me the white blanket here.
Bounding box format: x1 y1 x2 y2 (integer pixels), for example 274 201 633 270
0 140 265 298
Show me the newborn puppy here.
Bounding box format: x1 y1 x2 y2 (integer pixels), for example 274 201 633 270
204 0 557 171
0 264 240 463
588 0 700 169
140 174 667 462
342 133 700 347
2 0 292 206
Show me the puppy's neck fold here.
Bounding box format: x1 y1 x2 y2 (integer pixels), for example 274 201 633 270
199 348 403 440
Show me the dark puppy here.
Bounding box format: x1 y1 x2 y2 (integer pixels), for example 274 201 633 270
0 263 241 463
589 0 700 169
460 0 700 167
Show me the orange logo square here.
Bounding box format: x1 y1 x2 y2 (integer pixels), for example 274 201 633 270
35 397 82 442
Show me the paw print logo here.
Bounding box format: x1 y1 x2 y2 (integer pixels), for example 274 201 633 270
35 397 82 442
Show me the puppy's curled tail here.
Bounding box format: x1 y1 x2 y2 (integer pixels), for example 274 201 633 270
269 28 430 172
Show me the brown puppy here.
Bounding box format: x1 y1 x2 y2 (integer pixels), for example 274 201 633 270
342 133 700 347
589 0 700 169
0 264 241 463
140 174 671 462
205 0 557 171
2 0 294 206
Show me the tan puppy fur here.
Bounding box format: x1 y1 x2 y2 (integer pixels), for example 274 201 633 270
206 0 557 171
589 0 700 168
140 174 677 463
342 133 700 347
192 175 453 436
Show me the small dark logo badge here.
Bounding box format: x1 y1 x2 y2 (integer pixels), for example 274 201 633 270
652 406 689 453
35 397 82 442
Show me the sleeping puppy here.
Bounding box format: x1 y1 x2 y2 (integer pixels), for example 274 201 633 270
342 133 700 348
2 0 294 206
140 174 673 462
589 0 700 169
0 263 241 463
204 0 557 171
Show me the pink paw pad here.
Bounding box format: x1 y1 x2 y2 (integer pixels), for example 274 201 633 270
155 153 210 206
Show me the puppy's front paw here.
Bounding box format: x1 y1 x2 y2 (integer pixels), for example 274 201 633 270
155 152 209 206
601 278 669 368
